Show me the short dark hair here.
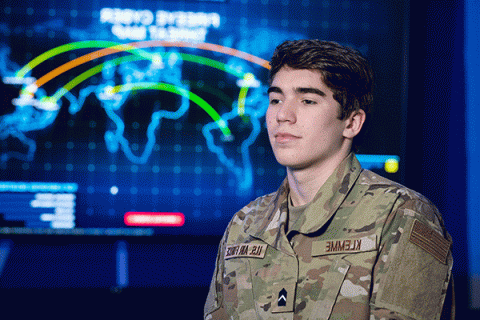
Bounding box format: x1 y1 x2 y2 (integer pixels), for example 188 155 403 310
269 39 374 150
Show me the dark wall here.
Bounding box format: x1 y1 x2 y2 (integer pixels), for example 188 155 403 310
407 0 472 317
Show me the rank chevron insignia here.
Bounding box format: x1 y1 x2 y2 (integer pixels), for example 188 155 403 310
278 288 287 307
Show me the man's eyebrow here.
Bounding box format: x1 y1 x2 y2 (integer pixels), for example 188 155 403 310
266 86 326 97
267 86 282 95
295 87 326 97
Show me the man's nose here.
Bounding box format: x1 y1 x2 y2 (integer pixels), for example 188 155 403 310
276 100 297 123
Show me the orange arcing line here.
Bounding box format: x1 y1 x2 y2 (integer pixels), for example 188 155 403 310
31 47 122 90
29 41 271 93
137 41 271 69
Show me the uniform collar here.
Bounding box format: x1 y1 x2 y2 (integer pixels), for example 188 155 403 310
245 153 362 251
292 153 363 234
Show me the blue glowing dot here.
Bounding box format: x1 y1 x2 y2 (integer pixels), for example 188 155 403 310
174 144 182 152
215 188 222 196
45 141 52 149
67 142 74 149
132 122 140 129
173 188 181 195
49 9 56 16
132 143 139 151
215 167 223 174
110 186 119 195
87 186 95 194
110 164 117 172
131 165 138 173
174 123 182 131
88 164 95 172
86 207 94 216
27 8 34 15
152 165 160 173
193 209 201 217
70 10 78 17
195 167 202 174
195 145 203 152
108 208 115 216
194 188 202 196
44 163 52 171
66 164 74 171
152 187 159 195
173 166 181 174
88 142 96 150
89 121 96 128
22 163 29 170
256 168 265 176
130 187 138 194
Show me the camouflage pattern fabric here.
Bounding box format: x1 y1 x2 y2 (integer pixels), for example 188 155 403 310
204 153 454 320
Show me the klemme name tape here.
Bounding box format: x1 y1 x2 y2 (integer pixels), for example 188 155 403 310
124 212 185 227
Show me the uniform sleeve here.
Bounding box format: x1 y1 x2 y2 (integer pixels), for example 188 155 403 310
369 201 454 320
204 235 229 320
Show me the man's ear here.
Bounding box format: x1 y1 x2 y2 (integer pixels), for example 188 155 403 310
343 109 366 139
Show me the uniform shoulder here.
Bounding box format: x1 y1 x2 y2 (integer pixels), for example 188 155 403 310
359 169 430 203
359 169 446 235
223 190 278 241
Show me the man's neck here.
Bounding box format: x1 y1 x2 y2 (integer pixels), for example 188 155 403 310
286 150 351 207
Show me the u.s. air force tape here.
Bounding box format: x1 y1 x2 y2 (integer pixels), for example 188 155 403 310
311 234 377 256
409 219 451 264
224 243 267 259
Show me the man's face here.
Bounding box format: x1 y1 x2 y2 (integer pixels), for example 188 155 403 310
266 66 349 170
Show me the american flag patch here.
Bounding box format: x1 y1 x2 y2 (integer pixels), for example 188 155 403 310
409 219 451 264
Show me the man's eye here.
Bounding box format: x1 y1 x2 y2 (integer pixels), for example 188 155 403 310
302 99 317 105
269 99 281 105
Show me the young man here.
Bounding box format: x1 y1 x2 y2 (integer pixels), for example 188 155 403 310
204 40 454 319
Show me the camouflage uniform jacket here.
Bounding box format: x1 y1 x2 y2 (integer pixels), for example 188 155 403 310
204 153 454 319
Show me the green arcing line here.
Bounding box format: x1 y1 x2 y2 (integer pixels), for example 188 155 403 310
15 40 154 78
52 52 244 101
49 55 144 101
45 52 248 119
111 82 231 137
28 41 251 119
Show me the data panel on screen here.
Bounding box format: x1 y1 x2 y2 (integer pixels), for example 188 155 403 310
0 0 408 236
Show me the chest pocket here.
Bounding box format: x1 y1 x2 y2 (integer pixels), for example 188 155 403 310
223 257 253 316
304 235 378 319
302 257 351 319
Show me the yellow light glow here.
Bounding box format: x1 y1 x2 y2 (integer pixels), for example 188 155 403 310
385 158 399 173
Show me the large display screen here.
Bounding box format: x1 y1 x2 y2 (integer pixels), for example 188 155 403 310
0 0 407 237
